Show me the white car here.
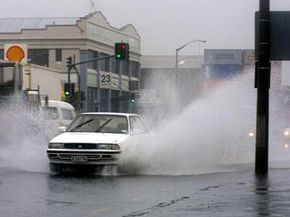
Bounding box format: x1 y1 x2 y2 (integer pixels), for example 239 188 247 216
47 112 149 172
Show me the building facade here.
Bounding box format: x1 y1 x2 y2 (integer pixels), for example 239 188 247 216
0 12 141 113
140 55 205 120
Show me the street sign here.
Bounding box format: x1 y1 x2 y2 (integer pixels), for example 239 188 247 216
255 11 290 60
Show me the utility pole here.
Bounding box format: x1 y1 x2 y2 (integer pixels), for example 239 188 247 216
255 0 271 174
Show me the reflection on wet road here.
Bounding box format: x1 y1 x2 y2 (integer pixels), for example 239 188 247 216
1 167 290 217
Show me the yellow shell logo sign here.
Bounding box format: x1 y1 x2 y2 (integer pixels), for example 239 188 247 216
6 45 25 62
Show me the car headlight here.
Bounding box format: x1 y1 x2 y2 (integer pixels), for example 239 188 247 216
111 144 121 150
284 130 290 137
48 143 64 149
98 144 120 150
248 132 255 137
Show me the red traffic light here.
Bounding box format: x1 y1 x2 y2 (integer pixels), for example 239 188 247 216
115 43 129 60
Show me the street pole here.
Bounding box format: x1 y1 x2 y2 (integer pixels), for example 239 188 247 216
175 49 178 88
175 39 206 90
72 55 81 113
255 0 270 175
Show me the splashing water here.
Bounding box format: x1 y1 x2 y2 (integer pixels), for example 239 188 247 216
0 102 57 173
120 69 290 175
0 67 289 176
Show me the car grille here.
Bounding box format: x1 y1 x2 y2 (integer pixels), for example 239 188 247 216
64 143 98 149
47 143 121 163
63 143 119 150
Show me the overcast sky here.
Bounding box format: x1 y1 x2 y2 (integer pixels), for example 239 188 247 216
2 0 290 55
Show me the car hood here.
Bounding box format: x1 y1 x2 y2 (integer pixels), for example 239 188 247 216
49 132 130 144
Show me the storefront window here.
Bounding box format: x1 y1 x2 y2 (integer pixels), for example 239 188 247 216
28 49 49 67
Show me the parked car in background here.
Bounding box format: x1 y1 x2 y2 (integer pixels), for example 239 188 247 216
47 112 150 173
41 100 76 133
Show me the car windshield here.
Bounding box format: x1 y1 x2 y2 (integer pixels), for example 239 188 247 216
66 114 128 134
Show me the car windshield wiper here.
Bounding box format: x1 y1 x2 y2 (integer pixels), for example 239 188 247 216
70 119 94 132
95 119 112 132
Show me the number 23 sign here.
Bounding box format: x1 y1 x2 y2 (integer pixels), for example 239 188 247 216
101 74 111 83
100 74 111 88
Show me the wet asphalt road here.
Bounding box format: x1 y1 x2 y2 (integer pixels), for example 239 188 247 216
1 166 290 217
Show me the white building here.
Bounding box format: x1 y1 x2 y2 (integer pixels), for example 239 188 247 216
0 12 141 112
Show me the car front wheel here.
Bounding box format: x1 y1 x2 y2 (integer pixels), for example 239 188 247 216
49 163 63 173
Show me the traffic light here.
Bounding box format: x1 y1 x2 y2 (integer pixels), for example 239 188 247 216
114 43 129 60
66 56 72 68
130 93 135 104
64 82 74 97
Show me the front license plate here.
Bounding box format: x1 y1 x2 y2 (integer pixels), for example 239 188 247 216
71 155 88 162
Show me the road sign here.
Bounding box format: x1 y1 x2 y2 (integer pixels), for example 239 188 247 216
255 11 290 60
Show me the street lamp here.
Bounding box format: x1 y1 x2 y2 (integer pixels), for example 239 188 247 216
178 56 199 65
175 39 206 86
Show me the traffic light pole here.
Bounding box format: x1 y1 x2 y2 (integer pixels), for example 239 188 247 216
66 54 115 111
66 54 115 87
66 56 72 84
65 43 129 112
255 0 271 175
71 65 81 113
69 55 115 68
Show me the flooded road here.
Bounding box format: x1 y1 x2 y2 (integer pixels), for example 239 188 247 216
1 165 290 217
1 71 290 216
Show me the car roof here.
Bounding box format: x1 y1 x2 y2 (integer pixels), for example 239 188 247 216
80 112 139 117
41 100 75 110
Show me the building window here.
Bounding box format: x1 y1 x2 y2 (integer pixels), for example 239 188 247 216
99 53 105 71
87 87 96 112
28 49 49 67
131 61 140 78
55 49 62 62
122 60 130 76
100 89 109 112
140 69 153 89
88 50 97 70
111 58 117 74
105 55 110 71
116 60 121 75
111 90 120 112
0 49 4 59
